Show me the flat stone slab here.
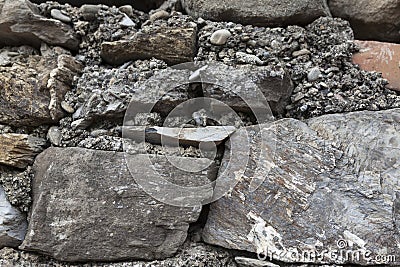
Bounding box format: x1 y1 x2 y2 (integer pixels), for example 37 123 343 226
353 40 400 92
0 134 46 169
101 20 196 65
124 126 237 147
203 109 400 265
20 147 214 262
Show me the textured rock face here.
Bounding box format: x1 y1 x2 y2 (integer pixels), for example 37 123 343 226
20 147 214 262
0 0 79 50
0 134 46 169
101 17 197 65
199 64 293 116
181 0 330 27
203 109 400 265
353 40 400 92
0 52 82 127
329 0 400 42
0 186 27 248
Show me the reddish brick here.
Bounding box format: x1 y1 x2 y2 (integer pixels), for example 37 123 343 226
353 40 400 92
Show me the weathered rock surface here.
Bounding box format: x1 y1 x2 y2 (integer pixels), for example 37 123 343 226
329 0 400 42
0 186 27 248
181 0 330 27
20 147 215 262
353 40 400 92
0 0 79 50
0 52 82 127
72 67 190 129
0 134 46 169
203 109 400 265
199 63 293 117
101 16 197 65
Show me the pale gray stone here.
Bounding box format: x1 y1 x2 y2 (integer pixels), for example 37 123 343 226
210 29 232 46
203 109 400 265
0 186 27 248
20 147 215 262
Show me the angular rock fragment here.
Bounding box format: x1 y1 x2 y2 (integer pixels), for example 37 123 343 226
203 109 400 265
353 40 400 92
74 67 191 128
198 63 293 117
329 0 400 42
0 186 27 248
20 147 215 262
124 126 236 147
101 18 197 65
181 0 330 27
0 0 79 50
0 52 82 127
0 134 46 169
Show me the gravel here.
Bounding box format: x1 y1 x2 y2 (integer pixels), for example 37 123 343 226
196 17 400 120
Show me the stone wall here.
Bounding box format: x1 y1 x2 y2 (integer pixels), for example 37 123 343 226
0 0 399 266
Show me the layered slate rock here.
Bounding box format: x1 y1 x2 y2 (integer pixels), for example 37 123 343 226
181 0 330 27
203 109 400 265
21 147 215 262
101 15 197 65
124 126 236 147
0 134 46 169
0 186 27 248
0 0 79 50
353 41 400 92
329 0 400 43
198 63 293 117
0 52 82 127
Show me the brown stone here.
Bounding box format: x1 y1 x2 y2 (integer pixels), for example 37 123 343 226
0 0 79 51
101 23 197 65
0 134 46 168
353 40 400 92
0 52 82 127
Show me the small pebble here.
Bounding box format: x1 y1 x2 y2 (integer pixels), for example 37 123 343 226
80 4 101 21
307 67 321 82
118 5 134 17
150 10 170 21
119 14 136 27
61 101 75 113
47 126 62 146
235 52 263 65
50 9 71 23
210 29 232 46
292 49 311 57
